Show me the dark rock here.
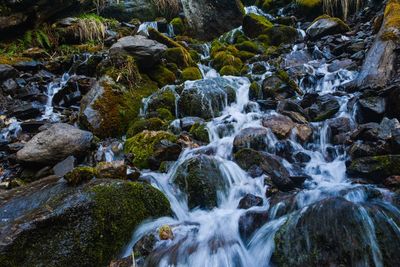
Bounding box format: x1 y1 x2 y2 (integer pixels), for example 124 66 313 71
233 127 269 153
238 210 269 241
303 94 340 122
17 123 93 166
262 114 295 139
238 194 263 209
96 161 127 180
306 16 350 40
0 176 170 267
0 65 18 81
181 0 244 40
347 155 400 182
356 96 386 123
12 61 43 71
53 156 76 177
8 102 43 120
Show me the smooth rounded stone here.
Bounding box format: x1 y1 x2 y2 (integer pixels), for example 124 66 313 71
273 197 400 267
177 78 236 119
233 127 270 153
347 155 400 182
172 155 228 209
109 35 167 68
262 114 295 139
181 0 244 40
238 193 263 209
0 176 171 267
16 123 93 166
356 96 387 123
238 210 269 241
0 65 18 81
306 16 350 40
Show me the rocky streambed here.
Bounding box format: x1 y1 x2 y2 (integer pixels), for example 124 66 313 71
0 0 400 267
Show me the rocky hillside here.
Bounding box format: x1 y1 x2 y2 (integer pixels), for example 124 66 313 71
0 0 399 266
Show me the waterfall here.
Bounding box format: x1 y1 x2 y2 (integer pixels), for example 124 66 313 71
323 0 364 20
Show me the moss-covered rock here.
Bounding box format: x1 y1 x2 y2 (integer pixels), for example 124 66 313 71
181 67 202 81
220 65 240 76
381 0 400 41
126 117 166 138
211 50 243 72
145 87 178 115
172 155 228 209
235 40 261 54
189 123 210 143
171 17 187 35
264 25 298 46
124 131 181 170
148 65 176 87
164 47 194 68
0 176 171 267
306 15 350 40
242 13 273 38
64 166 97 186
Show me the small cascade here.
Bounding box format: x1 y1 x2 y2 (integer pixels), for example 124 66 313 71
41 73 70 121
138 21 175 37
245 6 274 20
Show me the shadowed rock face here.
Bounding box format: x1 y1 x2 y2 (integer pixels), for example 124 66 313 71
0 176 171 267
180 0 244 40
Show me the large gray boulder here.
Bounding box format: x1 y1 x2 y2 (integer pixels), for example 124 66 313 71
0 176 171 267
306 16 350 40
17 123 93 165
180 0 244 40
109 35 167 68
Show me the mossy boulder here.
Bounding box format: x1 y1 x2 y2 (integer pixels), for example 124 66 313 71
181 67 202 81
242 13 273 38
164 47 194 68
124 131 181 170
64 166 97 185
264 25 298 46
172 155 228 209
220 65 240 76
262 70 302 100
171 17 187 35
295 0 322 18
273 197 400 267
0 176 171 267
145 87 178 115
347 155 400 182
148 65 176 87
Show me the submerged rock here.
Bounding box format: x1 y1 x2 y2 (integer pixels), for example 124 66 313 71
0 176 171 267
273 197 400 267
172 155 228 209
16 123 93 166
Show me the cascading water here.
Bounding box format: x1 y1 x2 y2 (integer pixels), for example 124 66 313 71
120 7 400 267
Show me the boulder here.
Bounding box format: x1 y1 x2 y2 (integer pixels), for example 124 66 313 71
306 15 350 40
109 36 167 69
347 155 400 182
356 96 386 123
172 155 228 209
0 65 18 81
238 194 263 209
302 93 340 122
243 13 273 38
273 197 400 267
16 123 93 166
178 78 236 119
0 176 171 267
262 114 295 139
233 127 270 153
180 0 244 40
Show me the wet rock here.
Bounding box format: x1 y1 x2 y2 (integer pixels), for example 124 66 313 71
356 96 386 123
233 127 269 153
302 94 340 122
53 75 95 107
238 209 269 241
328 117 351 136
180 117 205 131
234 148 297 191
64 166 97 185
181 0 244 40
238 194 263 209
347 155 400 182
243 13 273 39
0 176 171 267
262 114 295 139
273 197 400 267
158 225 174 240
262 72 300 100
17 123 93 166
0 65 18 81
53 156 76 177
8 102 43 120
306 15 350 40
295 124 313 143
172 155 227 209
178 78 236 119
12 61 43 72
109 36 167 69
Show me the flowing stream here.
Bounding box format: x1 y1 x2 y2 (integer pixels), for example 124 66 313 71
121 8 400 267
